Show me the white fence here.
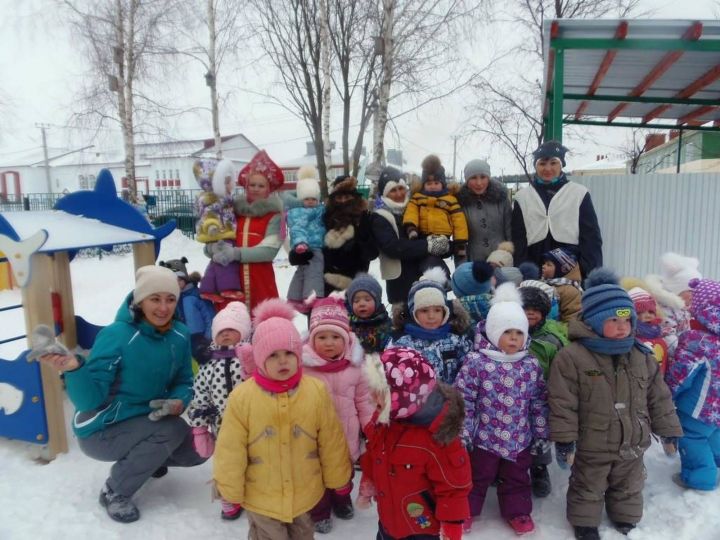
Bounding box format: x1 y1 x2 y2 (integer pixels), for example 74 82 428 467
571 173 720 279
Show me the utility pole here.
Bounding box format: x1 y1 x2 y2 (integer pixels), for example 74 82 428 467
452 135 459 180
36 123 52 193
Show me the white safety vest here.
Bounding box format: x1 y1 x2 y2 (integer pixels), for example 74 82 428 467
374 208 402 280
514 182 588 246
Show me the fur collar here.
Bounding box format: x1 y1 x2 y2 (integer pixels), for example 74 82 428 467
233 193 283 216
324 225 355 248
430 383 465 445
392 299 471 335
302 336 365 368
644 274 685 310
457 180 508 205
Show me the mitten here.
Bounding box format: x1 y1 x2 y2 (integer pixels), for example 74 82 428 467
440 522 463 540
212 241 241 266
334 482 353 496
555 441 576 469
148 399 184 421
530 438 551 456
427 234 450 257
289 247 313 266
662 436 679 456
405 224 419 240
192 426 215 458
27 325 71 362
294 243 309 254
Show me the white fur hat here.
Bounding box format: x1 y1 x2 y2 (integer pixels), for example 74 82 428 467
296 165 321 200
660 252 702 295
485 282 528 348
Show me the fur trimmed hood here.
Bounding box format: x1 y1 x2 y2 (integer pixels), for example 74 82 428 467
391 298 471 335
233 193 283 216
644 273 685 310
324 193 367 231
302 334 365 368
457 180 508 206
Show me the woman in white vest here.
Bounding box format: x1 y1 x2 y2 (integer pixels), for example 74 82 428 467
370 166 450 304
511 141 603 278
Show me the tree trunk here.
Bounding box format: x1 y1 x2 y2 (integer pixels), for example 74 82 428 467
373 0 394 168
320 0 332 181
208 0 222 158
115 0 136 201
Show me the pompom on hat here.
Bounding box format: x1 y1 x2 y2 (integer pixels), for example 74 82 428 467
451 261 494 297
295 165 321 200
659 252 702 295
251 299 303 373
486 241 515 268
238 150 285 191
407 267 450 325
211 301 251 342
581 267 637 336
485 283 529 348
421 154 447 188
133 265 180 305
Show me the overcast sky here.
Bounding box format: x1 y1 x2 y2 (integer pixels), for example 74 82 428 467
0 0 717 177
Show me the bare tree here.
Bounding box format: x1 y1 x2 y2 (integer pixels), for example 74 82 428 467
618 128 665 174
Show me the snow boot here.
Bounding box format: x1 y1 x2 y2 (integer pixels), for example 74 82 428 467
333 502 354 520
99 483 140 523
574 526 600 540
314 518 333 534
531 465 551 497
151 465 168 478
463 517 473 533
221 500 243 520
613 522 635 535
508 515 535 535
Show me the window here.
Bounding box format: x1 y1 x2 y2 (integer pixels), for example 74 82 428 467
78 174 88 190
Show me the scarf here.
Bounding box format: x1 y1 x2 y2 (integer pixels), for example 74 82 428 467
579 336 635 355
253 366 303 393
211 345 237 360
421 187 449 197
312 358 351 373
350 309 392 353
636 321 663 339
404 322 451 341
377 195 408 215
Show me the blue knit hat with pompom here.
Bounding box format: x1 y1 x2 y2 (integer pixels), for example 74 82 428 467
581 267 637 335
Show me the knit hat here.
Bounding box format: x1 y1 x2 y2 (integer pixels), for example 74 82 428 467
377 166 407 197
421 155 447 188
520 279 557 302
407 267 449 325
542 247 578 276
518 262 541 281
309 294 351 347
347 273 383 308
660 252 702 295
251 299 303 373
486 241 515 267
133 265 180 305
295 165 321 200
628 287 657 315
532 140 568 167
463 159 491 181
688 278 720 332
519 286 551 318
485 283 529 348
238 150 285 191
581 268 637 336
494 266 524 287
378 347 437 421
159 257 189 281
212 301 251 342
451 261 494 297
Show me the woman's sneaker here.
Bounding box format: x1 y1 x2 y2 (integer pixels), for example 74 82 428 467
508 514 535 535
220 500 243 520
99 483 140 523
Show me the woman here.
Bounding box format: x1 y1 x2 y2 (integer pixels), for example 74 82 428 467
211 150 284 310
511 141 603 278
457 159 512 263
35 265 206 523
371 166 449 304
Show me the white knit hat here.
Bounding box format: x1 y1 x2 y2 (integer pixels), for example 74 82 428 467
133 265 180 304
486 241 515 268
485 283 528 348
212 301 251 342
407 267 450 325
660 252 702 295
296 165 321 200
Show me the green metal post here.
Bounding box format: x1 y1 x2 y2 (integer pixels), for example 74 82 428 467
551 48 564 142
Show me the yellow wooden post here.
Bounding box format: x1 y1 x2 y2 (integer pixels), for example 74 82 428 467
51 252 77 350
133 241 156 272
21 252 68 460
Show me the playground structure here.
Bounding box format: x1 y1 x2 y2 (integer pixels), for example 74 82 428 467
0 169 175 460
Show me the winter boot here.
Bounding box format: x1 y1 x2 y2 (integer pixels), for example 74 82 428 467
99 483 140 523
333 501 354 520
151 465 168 478
508 515 535 535
221 500 243 520
462 517 473 533
613 522 636 535
574 526 600 540
531 465 551 498
314 518 333 534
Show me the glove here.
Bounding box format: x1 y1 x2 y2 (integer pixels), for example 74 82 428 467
212 241 241 266
289 247 314 266
555 441 576 469
530 438 551 456
662 436 679 456
334 482 353 496
192 426 215 458
27 325 71 362
148 399 184 421
294 243 309 254
426 234 450 257
405 224 419 240
440 522 463 540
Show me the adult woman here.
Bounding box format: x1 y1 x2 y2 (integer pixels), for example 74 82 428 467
35 266 206 523
511 141 602 278
371 166 449 304
457 159 512 263
211 150 284 310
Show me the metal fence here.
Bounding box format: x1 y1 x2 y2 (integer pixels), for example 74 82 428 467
0 193 64 213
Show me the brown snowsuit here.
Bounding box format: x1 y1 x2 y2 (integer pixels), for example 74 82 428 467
548 320 682 528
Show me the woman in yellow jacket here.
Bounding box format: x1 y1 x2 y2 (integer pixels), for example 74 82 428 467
214 298 351 539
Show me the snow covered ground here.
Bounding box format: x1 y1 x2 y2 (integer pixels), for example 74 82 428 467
1 230 718 539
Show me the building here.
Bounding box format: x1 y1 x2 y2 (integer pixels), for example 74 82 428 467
571 155 628 176
634 131 720 174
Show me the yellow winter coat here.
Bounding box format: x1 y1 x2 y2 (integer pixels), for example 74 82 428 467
213 376 352 523
403 191 468 241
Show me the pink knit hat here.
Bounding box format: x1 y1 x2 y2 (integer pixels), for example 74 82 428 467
211 301 251 342
251 299 303 374
628 287 657 315
308 294 350 348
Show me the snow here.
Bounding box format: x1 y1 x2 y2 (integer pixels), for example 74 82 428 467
1 230 719 539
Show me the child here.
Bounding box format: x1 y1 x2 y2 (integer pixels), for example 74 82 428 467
346 273 393 353
392 267 472 384
451 260 494 330
186 302 252 519
286 165 326 313
455 283 549 535
542 247 583 323
403 154 468 266
302 294 375 533
486 241 515 268
665 277 720 491
548 268 682 540
627 285 668 373
359 347 471 540
519 284 568 498
213 298 352 538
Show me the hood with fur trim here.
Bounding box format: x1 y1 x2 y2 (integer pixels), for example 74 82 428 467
302 333 365 367
391 298 471 336
644 273 685 310
233 192 283 216
324 192 367 230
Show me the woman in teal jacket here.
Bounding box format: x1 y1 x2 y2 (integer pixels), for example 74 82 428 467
37 265 206 523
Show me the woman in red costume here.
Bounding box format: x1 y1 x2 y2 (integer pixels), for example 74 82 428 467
211 150 285 311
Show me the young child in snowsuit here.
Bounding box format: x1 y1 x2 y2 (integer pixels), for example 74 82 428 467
542 247 583 323
519 284 568 498
185 302 252 520
455 283 549 535
626 285 669 374
665 277 720 491
286 165 326 314
213 299 352 539
359 347 472 540
302 294 374 533
450 261 494 332
345 273 393 353
403 154 468 269
548 268 682 540
391 267 473 384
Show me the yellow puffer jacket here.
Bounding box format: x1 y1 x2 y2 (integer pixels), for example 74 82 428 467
403 191 468 241
213 376 352 523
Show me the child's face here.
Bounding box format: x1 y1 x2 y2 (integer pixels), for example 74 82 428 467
264 350 299 380
602 316 632 339
415 306 445 330
637 310 657 324
535 157 563 182
352 291 376 319
679 290 692 308
216 328 242 347
541 261 556 279
524 308 543 329
303 197 318 208
314 330 345 360
497 329 525 354
423 179 443 193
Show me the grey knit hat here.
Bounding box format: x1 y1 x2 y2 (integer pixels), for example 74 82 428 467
464 159 491 181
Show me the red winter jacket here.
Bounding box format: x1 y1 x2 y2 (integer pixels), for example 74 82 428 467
360 384 471 538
